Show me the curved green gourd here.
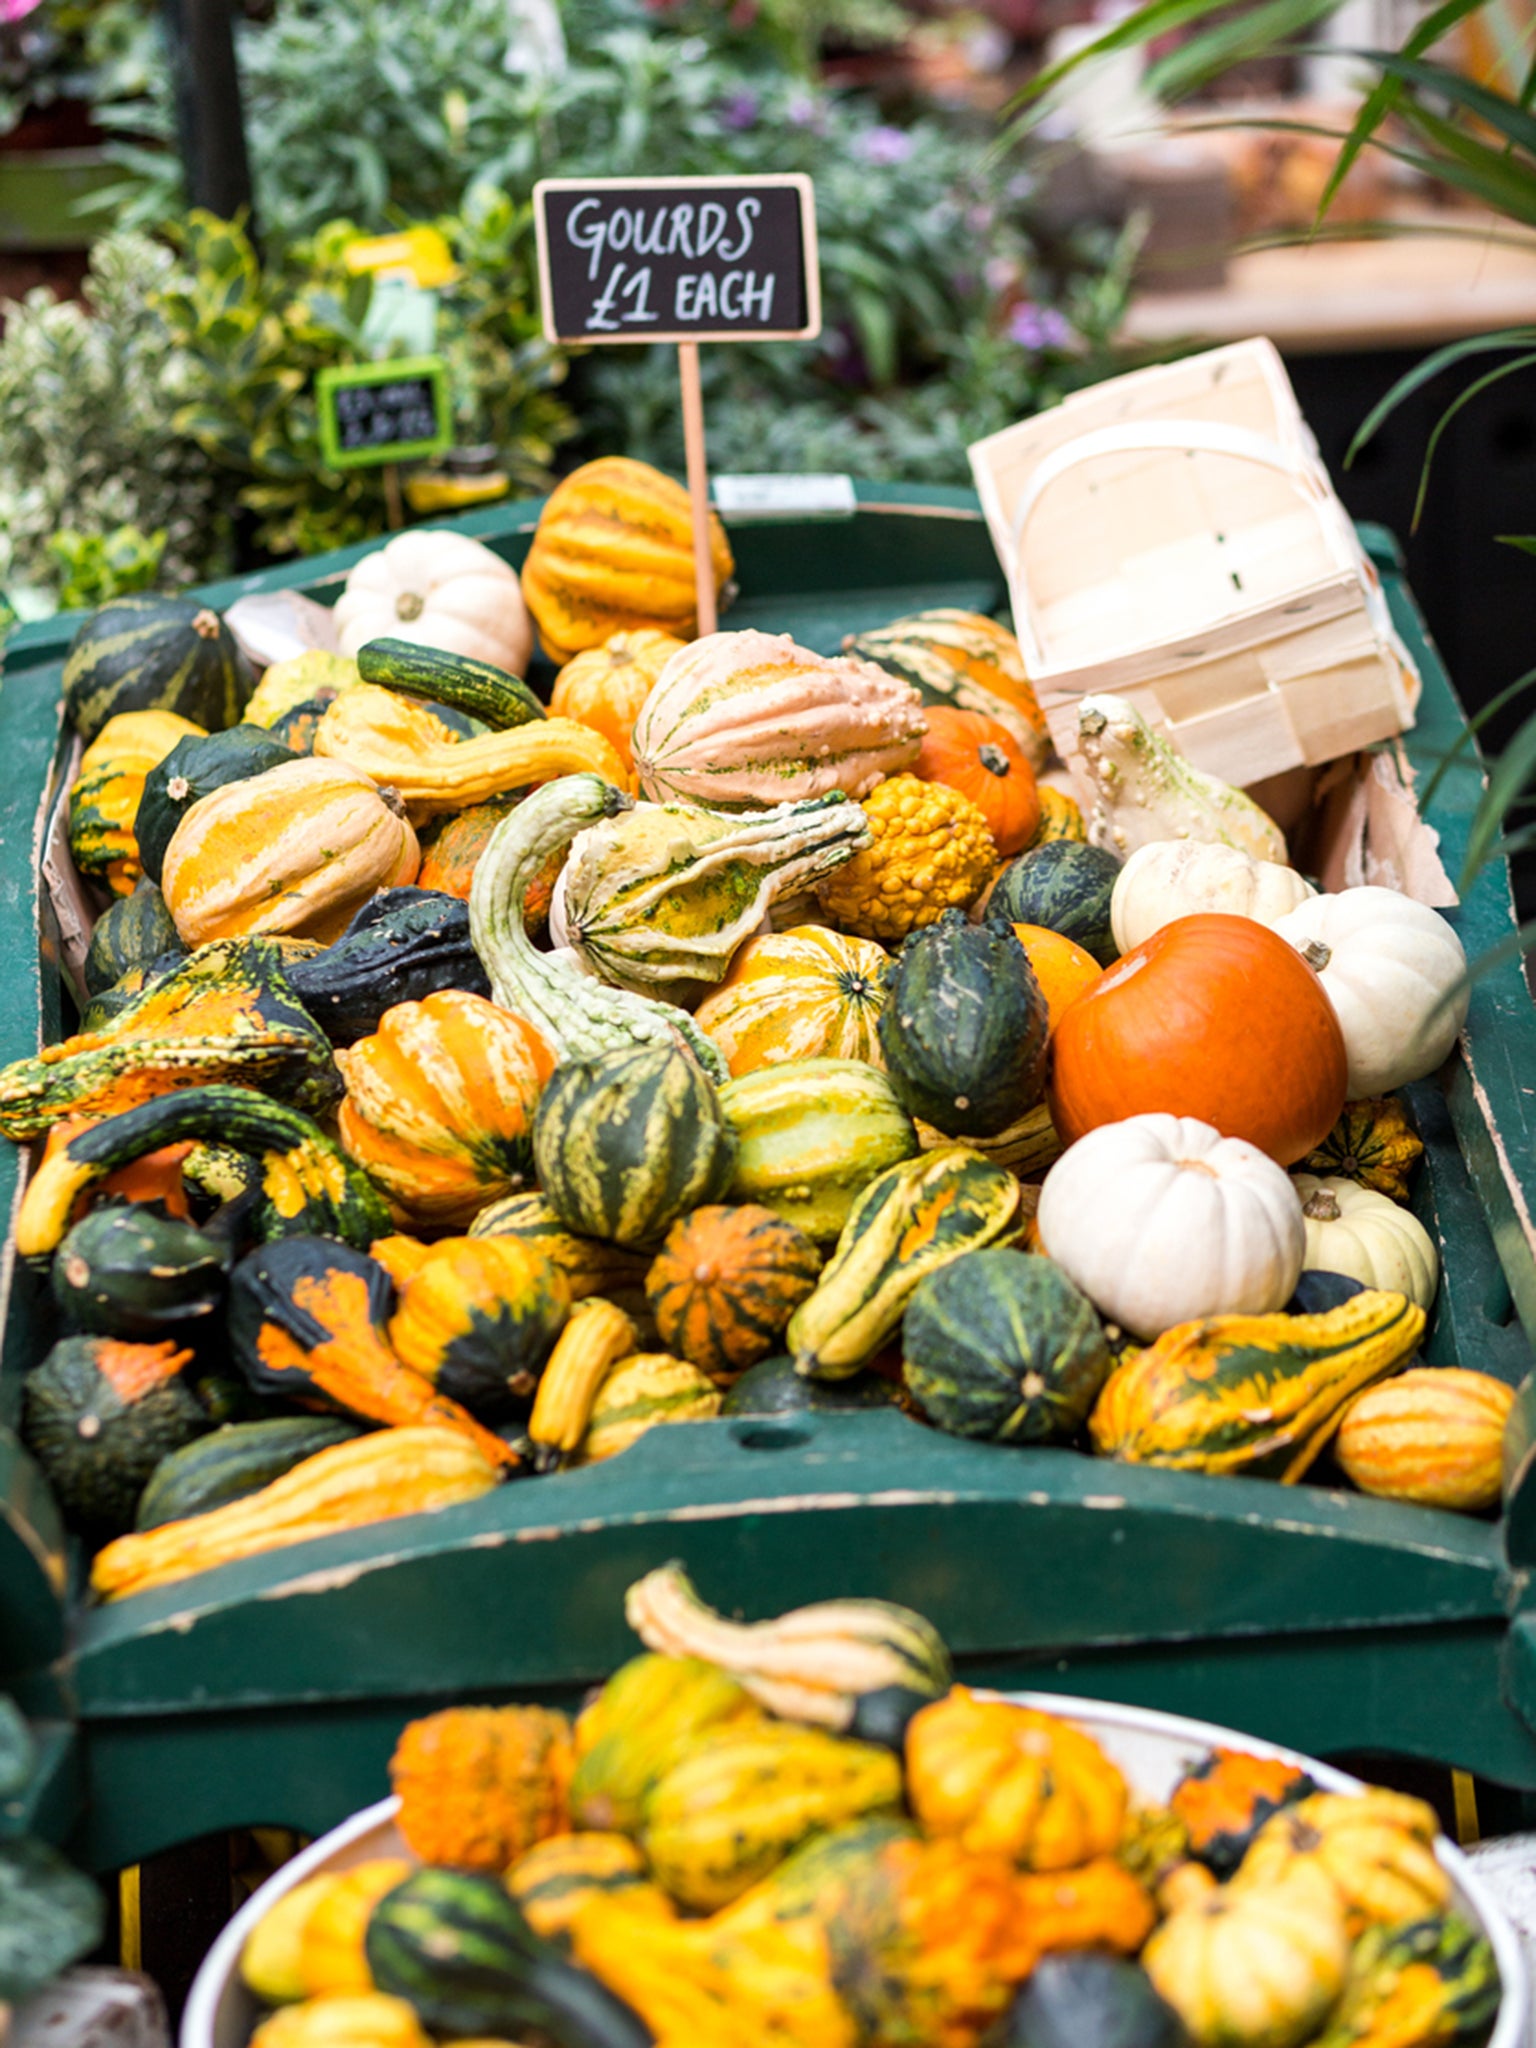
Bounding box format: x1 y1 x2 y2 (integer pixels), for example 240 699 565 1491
467 773 729 1083
357 638 545 731
51 1206 230 1339
135 1416 368 1530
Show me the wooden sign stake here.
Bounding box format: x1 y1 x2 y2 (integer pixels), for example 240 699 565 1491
383 463 405 532
677 341 716 637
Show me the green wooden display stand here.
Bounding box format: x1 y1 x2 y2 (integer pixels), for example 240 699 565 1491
3 487 1536 1870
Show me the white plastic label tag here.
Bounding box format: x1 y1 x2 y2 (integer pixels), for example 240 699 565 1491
711 473 856 518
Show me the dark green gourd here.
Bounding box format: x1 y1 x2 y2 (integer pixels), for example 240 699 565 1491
64 595 252 744
285 888 491 1046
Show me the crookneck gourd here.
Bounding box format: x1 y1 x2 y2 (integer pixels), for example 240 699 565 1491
15 1085 392 1258
553 792 870 995
625 1561 950 1735
0 938 339 1140
228 1237 520 1469
467 773 728 1082
314 684 624 819
283 887 492 1047
1088 1289 1427 1481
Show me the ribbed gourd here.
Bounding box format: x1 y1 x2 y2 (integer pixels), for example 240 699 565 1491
549 628 686 775
1334 1367 1515 1512
63 594 251 743
553 791 869 995
0 936 340 1140
51 1204 229 1338
135 724 296 884
632 629 926 808
468 1191 652 1307
625 1561 951 1735
842 608 1051 769
82 884 182 995
570 1650 765 1834
533 1043 737 1249
69 709 206 896
1234 1790 1450 1937
1299 1097 1424 1204
22 1335 207 1533
135 1416 368 1530
902 1249 1111 1444
468 773 729 1082
878 909 1049 1138
718 1058 919 1242
1088 1289 1427 1481
161 757 420 948
574 1351 722 1463
521 455 735 665
788 1144 1025 1379
645 1205 821 1380
692 925 890 1077
386 1235 570 1421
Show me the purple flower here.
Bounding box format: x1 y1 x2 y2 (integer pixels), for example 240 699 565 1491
855 125 915 166
1007 301 1073 352
718 89 760 130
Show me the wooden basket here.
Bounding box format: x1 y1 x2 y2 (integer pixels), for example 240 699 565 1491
968 338 1422 788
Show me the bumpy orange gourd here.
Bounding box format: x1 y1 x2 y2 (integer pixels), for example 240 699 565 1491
1334 1366 1514 1511
522 458 734 664
336 992 554 1228
551 630 687 776
693 926 890 1077
161 757 419 947
389 1703 574 1870
816 776 996 942
914 706 1040 857
1234 1790 1451 1937
904 1686 1128 1869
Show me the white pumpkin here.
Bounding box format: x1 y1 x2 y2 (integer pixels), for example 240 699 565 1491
333 530 533 674
1271 887 1468 1098
1110 840 1315 954
1291 1173 1438 1308
1037 1112 1306 1341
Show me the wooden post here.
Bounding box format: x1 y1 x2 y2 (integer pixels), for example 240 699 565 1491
383 464 405 532
160 0 256 234
677 342 716 637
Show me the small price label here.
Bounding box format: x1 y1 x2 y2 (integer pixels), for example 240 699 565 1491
712 473 856 518
316 357 452 472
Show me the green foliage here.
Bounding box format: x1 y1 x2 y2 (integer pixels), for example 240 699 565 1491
0 0 155 136
0 1696 102 2006
48 522 166 609
0 1694 35 1797
158 196 573 560
0 230 227 621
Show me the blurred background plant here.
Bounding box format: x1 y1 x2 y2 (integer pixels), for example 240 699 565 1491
0 0 155 136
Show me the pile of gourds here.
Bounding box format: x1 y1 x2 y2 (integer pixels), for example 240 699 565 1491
233 1565 1503 2048
10 454 1517 1599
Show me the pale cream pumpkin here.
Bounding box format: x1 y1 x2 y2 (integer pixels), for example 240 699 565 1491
1290 1173 1438 1309
1037 1112 1306 1341
1272 887 1469 1099
1110 840 1315 955
161 756 419 947
632 630 926 808
333 530 532 674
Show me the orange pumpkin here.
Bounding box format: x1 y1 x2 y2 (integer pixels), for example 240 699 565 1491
336 991 555 1227
1047 913 1347 1167
915 707 1040 857
646 1204 822 1381
550 630 686 778
1011 923 1102 1035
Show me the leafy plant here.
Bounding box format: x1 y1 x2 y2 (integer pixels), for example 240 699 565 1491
0 0 153 135
47 521 165 608
0 229 227 620
158 194 574 560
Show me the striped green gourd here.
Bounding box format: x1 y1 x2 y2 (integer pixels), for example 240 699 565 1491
788 1144 1025 1380
533 1043 737 1248
718 1058 918 1243
878 909 1049 1138
902 1248 1111 1443
366 1868 651 2047
83 885 181 996
22 1335 209 1534
468 1190 652 1303
1313 1914 1499 2048
63 595 252 743
134 1415 368 1530
468 772 728 1083
357 637 545 730
984 840 1123 967
135 725 294 885
576 1352 722 1463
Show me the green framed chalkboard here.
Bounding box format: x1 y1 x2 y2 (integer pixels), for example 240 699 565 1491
315 357 451 471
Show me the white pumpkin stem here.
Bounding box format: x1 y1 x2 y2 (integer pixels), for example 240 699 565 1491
1300 939 1332 972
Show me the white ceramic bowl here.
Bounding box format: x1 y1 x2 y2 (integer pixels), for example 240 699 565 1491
184 1691 1532 2048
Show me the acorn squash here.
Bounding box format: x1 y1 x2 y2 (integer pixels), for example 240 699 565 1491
645 1204 821 1381
843 607 1051 769
983 839 1122 966
387 1235 569 1421
63 594 251 743
82 885 182 996
51 1205 229 1338
990 1952 1192 2048
692 924 890 1078
719 1354 897 1417
135 724 295 885
22 1335 207 1533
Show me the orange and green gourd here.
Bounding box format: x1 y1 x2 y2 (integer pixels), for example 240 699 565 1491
69 708 206 896
387 1235 570 1421
646 1205 821 1382
693 926 890 1078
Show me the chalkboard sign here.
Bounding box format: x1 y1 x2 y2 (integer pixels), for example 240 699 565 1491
534 175 819 345
316 356 452 471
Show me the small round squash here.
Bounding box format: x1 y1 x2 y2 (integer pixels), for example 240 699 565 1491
1011 923 1102 1035
646 1205 821 1381
387 1235 570 1420
983 840 1121 966
1142 1865 1349 2048
1048 914 1347 1168
902 1249 1110 1442
1335 1366 1515 1511
693 925 890 1078
1291 1173 1438 1309
550 629 686 777
1037 1113 1306 1342
913 705 1040 856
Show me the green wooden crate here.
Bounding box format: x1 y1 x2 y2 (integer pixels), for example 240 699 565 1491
4 485 1536 1871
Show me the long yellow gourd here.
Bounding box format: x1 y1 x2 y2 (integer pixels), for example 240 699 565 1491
90 1424 500 1600
314 685 626 816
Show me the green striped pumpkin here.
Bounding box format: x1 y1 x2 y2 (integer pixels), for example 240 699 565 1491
577 1352 721 1462
366 1867 651 2046
83 885 181 996
718 1058 918 1243
878 909 1049 1139
63 595 252 744
533 1045 737 1249
983 840 1122 966
902 1248 1111 1442
135 725 294 885
22 1335 210 1533
134 1415 367 1530
645 1204 821 1380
